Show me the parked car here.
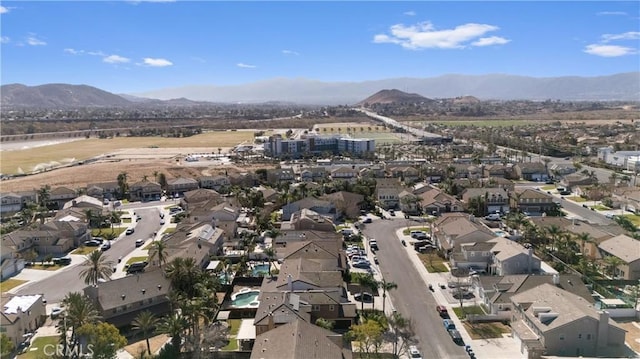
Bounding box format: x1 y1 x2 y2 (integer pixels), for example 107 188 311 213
443 319 456 330
408 345 423 359
135 239 145 247
363 217 372 223
126 261 148 274
373 256 379 264
84 240 101 247
51 307 64 319
125 227 135 235
389 209 396 216
100 242 111 251
52 257 72 265
436 305 449 318
160 219 166 225
449 329 463 344
353 292 373 302
484 213 501 221
410 230 426 238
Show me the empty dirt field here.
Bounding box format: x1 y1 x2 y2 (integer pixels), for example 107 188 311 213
0 131 254 175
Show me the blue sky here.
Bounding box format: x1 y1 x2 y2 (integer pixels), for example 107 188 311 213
1 1 639 94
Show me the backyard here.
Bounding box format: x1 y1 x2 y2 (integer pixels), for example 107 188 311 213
17 336 59 359
221 319 241 351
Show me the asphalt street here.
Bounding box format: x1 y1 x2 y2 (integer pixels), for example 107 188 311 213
16 205 164 303
361 217 469 359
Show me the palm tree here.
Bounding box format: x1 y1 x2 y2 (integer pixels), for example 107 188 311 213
79 250 114 287
263 247 276 278
157 312 187 353
63 292 100 354
545 224 564 252
117 172 129 198
148 240 169 270
109 211 121 231
604 256 625 278
356 273 377 312
132 311 158 355
37 185 51 224
380 279 398 314
83 209 96 228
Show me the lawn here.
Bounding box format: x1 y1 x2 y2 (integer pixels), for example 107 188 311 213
432 119 531 127
91 228 126 237
622 214 640 227
452 305 485 320
1 132 254 174
123 256 148 271
567 196 587 202
592 205 610 211
1 278 27 293
162 227 176 234
541 185 556 191
221 319 242 351
17 336 59 359
417 253 449 273
462 321 511 340
25 264 64 271
122 218 132 223
71 246 97 255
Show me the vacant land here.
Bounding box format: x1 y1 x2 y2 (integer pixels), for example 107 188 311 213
0 131 253 175
462 321 511 339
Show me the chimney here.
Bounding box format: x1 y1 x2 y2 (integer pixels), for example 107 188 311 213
552 274 559 285
596 310 609 351
267 312 275 330
527 246 533 274
287 274 293 292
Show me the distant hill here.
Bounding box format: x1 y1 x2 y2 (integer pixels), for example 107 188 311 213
1 83 133 108
133 72 640 104
452 95 481 104
357 89 433 106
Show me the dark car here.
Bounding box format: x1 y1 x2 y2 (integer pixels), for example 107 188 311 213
436 305 449 318
84 240 101 247
363 217 372 224
126 261 148 274
354 292 373 302
389 210 396 216
125 227 135 235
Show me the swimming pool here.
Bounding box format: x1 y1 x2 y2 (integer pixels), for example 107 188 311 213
494 230 507 237
231 288 260 308
252 263 270 276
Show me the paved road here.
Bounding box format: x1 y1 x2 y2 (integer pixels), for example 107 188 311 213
361 218 468 359
16 205 164 303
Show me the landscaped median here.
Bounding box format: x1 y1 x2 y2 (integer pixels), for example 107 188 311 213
0 278 28 293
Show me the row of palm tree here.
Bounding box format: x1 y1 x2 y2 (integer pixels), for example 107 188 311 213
354 273 398 314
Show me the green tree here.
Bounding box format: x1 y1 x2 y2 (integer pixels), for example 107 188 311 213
545 224 564 252
117 172 129 199
148 240 169 270
1 333 15 356
263 247 276 278
355 273 378 311
315 318 335 330
379 279 398 315
347 319 384 356
37 185 52 223
63 292 101 355
604 256 625 278
22 249 38 265
132 311 159 355
386 312 415 358
79 250 114 287
157 313 187 353
77 322 127 359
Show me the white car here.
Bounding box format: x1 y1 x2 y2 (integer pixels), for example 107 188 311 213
409 345 423 359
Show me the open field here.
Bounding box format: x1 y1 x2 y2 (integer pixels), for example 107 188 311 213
0 131 253 175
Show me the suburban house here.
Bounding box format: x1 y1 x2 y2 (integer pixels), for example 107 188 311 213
559 174 597 191
198 175 231 191
398 190 421 215
128 180 162 202
271 230 342 253
282 198 336 222
84 269 171 328
280 209 336 232
598 234 640 280
431 213 496 255
1 294 46 347
375 178 403 210
253 291 311 336
477 274 592 316
549 163 577 177
330 166 359 181
613 187 640 214
1 245 23 281
257 186 279 203
451 237 541 275
62 195 104 211
509 188 556 215
483 164 509 178
180 188 224 210
461 188 510 214
420 164 445 183
528 217 615 260
481 177 516 192
48 186 78 209
510 283 626 358
166 177 199 197
512 162 549 181
387 165 420 184
2 221 89 256
266 168 295 184
250 318 352 359
229 172 258 188
359 164 386 179
86 181 120 200
414 186 464 215
0 193 23 215
209 203 240 241
319 191 364 220
156 222 225 264
299 167 327 182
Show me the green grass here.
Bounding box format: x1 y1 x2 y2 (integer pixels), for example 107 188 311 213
1 278 27 293
592 205 610 211
91 228 126 237
122 218 132 223
71 246 97 255
541 185 556 190
123 256 148 271
452 305 485 320
17 336 59 359
622 214 640 227
567 196 587 202
463 321 511 340
417 253 449 273
221 319 242 351
27 264 65 271
162 227 176 234
354 353 397 359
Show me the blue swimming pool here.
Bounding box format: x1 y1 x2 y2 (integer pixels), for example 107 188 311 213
231 289 260 308
252 264 269 276
494 230 507 237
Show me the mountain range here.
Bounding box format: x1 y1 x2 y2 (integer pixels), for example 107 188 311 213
1 72 638 107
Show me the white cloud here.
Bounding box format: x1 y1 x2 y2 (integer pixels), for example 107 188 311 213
282 49 300 56
64 48 81 55
597 11 627 16
26 35 46 46
584 44 637 57
472 36 510 47
1 36 10 44
601 31 640 43
142 57 173 67
0 5 9 14
88 50 106 56
191 56 206 63
404 11 416 16
237 62 257 68
104 54 131 63
373 21 507 50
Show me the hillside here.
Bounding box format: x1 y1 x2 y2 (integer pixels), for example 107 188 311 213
1 83 133 108
356 89 433 106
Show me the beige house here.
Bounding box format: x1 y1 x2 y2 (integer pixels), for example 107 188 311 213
510 283 626 358
2 221 89 256
509 188 556 215
280 209 336 232
432 213 496 255
166 177 199 197
128 180 162 202
598 234 640 280
1 294 46 347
